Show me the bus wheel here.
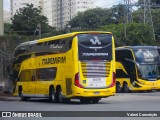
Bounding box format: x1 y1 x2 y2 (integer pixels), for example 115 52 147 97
58 88 68 103
116 82 122 93
49 87 56 103
19 88 27 101
123 83 129 93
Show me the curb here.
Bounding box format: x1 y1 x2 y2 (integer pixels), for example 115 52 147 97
0 93 19 101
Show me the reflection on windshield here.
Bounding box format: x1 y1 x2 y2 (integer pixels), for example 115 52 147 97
134 49 159 63
139 64 160 79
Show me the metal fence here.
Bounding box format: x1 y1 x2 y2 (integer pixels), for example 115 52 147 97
0 49 11 92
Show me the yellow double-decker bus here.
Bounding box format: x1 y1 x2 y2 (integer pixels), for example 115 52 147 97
13 31 116 103
116 46 160 93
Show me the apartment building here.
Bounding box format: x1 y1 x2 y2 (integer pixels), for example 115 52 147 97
10 0 94 29
10 0 44 16
3 10 12 23
44 0 94 29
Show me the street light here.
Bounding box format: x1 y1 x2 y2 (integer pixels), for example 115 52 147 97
67 24 71 33
89 20 92 30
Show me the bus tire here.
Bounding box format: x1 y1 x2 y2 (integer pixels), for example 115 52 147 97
58 88 68 103
116 82 122 93
19 88 27 101
49 87 56 103
123 83 129 93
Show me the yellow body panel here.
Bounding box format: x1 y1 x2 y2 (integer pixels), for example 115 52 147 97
116 61 160 91
13 31 116 99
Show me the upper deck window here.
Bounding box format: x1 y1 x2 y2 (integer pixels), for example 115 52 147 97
77 33 112 61
134 49 159 63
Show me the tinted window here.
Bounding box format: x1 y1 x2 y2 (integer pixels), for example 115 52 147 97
116 49 134 61
36 67 57 81
14 47 26 57
138 64 160 79
116 49 136 82
78 34 112 61
134 49 159 63
14 37 73 57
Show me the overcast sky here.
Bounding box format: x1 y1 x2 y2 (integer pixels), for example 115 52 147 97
3 0 121 10
3 0 10 10
94 0 119 8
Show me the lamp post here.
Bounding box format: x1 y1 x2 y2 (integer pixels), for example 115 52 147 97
67 24 71 33
89 20 92 30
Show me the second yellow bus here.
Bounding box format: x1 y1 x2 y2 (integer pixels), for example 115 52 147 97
116 46 160 93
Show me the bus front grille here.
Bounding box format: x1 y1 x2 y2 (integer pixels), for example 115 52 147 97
81 61 111 78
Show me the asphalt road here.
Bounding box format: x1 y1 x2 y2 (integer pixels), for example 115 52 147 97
0 92 160 120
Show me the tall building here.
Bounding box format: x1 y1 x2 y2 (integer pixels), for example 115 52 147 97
44 0 94 29
10 0 44 17
10 0 94 29
3 10 12 23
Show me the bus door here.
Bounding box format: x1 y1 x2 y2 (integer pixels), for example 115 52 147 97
117 49 137 83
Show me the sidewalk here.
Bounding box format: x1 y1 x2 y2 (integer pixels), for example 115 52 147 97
0 92 19 101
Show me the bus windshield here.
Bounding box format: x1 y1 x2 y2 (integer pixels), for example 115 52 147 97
134 49 160 79
134 49 159 63
138 64 160 79
77 34 112 61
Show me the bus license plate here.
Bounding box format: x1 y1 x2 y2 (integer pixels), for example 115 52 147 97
94 92 100 94
88 78 106 87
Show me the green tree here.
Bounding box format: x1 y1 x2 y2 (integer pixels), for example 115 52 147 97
11 4 52 36
4 23 13 34
151 0 160 4
69 8 113 30
151 9 160 43
100 23 156 46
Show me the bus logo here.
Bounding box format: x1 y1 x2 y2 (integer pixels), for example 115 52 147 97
50 44 63 49
90 36 101 45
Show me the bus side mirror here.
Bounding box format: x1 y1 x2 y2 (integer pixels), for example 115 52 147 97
125 58 137 64
125 58 140 70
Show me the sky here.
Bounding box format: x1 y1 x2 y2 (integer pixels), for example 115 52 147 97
94 0 120 8
3 0 120 11
3 0 10 10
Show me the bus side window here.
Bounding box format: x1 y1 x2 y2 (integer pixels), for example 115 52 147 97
36 67 57 81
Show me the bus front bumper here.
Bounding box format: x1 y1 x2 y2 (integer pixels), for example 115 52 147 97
130 81 160 91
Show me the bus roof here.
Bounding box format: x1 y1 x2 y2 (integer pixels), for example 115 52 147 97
16 31 112 49
116 46 158 50
14 31 112 57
